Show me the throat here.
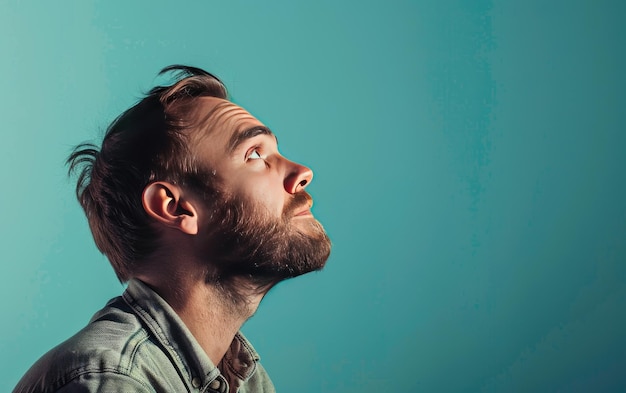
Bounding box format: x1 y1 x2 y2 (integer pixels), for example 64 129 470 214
172 279 265 366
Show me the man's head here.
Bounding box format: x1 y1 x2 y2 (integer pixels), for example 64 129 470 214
69 65 330 288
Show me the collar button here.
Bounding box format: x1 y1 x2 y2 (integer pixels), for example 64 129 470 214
209 379 221 390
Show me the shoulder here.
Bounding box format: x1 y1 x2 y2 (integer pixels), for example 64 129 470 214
29 372 153 393
13 296 157 393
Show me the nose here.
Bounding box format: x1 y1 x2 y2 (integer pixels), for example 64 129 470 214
284 159 313 194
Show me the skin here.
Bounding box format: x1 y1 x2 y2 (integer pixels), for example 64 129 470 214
193 97 314 220
135 97 317 367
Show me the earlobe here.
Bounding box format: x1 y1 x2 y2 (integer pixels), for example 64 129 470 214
142 182 198 235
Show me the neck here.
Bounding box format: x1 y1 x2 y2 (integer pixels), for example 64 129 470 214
136 270 265 366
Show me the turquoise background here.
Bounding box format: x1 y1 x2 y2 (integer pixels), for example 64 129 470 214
1 1 625 391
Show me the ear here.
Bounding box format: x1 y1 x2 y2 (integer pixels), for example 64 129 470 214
142 182 198 235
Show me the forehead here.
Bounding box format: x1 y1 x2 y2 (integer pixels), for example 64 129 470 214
192 96 261 139
188 96 275 159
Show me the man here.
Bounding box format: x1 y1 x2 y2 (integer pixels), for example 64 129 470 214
14 65 331 392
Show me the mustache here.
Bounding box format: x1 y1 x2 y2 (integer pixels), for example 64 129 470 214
283 192 313 217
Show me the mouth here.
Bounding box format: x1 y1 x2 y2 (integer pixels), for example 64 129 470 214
294 207 313 217
288 192 314 218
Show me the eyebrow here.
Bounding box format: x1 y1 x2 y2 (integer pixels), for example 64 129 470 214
227 125 277 153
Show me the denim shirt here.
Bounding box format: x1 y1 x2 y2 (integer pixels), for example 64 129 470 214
13 279 276 393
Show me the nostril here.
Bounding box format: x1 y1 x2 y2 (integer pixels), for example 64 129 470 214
286 162 313 193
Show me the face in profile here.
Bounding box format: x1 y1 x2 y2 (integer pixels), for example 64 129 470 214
189 97 331 286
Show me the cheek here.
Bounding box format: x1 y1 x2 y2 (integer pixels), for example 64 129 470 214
238 177 285 217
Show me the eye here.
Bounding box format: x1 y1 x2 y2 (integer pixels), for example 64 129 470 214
246 147 270 168
248 148 262 160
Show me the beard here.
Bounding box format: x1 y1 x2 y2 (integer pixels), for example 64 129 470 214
200 191 331 292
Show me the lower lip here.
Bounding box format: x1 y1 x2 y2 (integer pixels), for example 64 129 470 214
295 211 313 217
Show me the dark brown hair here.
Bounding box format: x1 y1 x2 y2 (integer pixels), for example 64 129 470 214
68 65 228 281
